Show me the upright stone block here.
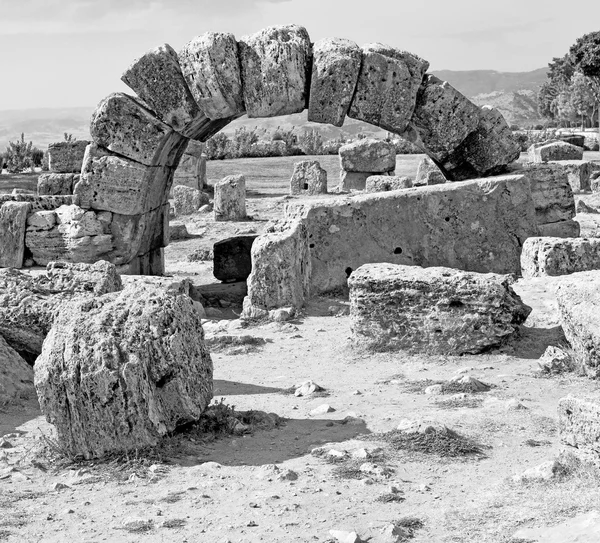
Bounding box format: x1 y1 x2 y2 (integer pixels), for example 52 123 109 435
213 235 258 282
37 173 78 196
47 141 90 173
549 160 593 193
0 202 31 268
239 25 311 118
308 38 361 127
214 175 246 221
290 161 328 195
559 396 600 461
173 185 209 216
339 139 396 173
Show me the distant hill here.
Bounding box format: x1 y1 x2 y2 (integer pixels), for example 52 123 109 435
0 67 550 151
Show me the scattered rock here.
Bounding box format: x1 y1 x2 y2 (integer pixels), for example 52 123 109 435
294 380 325 397
538 346 572 374
512 510 600 543
168 221 190 240
511 459 562 483
577 200 599 214
329 529 362 543
310 404 335 416
0 335 35 406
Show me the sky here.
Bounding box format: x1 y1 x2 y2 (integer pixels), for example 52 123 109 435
1 0 599 110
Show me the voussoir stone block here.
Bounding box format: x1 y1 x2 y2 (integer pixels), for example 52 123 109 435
213 235 258 282
348 43 429 134
239 25 311 118
179 32 245 120
37 173 78 196
34 283 213 459
365 175 412 193
122 43 204 135
348 263 531 354
308 38 361 127
558 396 600 462
339 138 396 173
47 140 89 173
521 237 600 278
0 201 30 268
214 175 246 221
556 272 600 377
0 335 35 406
290 161 328 195
0 261 122 357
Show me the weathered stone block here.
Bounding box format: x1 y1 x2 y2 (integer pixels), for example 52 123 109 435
35 283 213 459
37 173 78 196
348 43 429 134
577 200 600 214
307 38 361 127
179 32 245 120
213 235 257 282
239 25 311 118
559 396 600 459
47 141 89 173
537 220 580 238
214 175 246 221
349 263 531 354
0 194 75 211
0 202 30 268
521 237 600 278
284 174 537 294
290 161 328 195
414 156 446 186
168 221 189 241
339 171 385 191
339 138 396 173
173 185 209 216
529 141 584 163
0 261 122 357
365 176 412 193
556 272 600 376
244 219 311 313
0 335 35 406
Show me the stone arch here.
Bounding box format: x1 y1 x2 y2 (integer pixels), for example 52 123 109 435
74 24 519 274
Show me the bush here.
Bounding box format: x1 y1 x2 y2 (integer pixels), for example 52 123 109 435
4 133 34 173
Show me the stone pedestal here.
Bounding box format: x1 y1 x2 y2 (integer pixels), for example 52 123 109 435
290 161 328 195
214 175 246 221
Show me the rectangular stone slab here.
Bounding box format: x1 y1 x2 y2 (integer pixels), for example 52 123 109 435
47 141 89 173
521 237 600 278
348 263 531 354
0 202 31 268
284 174 538 294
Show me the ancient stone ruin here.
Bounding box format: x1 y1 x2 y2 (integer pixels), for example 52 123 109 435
338 138 396 191
290 160 328 195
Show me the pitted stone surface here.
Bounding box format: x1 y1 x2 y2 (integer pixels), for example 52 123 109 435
122 43 204 135
239 25 311 118
0 202 30 268
0 261 122 357
35 283 213 459
47 141 89 173
37 173 78 196
339 171 389 192
0 335 34 406
283 174 537 295
214 175 246 221
173 185 209 216
521 237 600 277
529 141 584 163
308 38 361 127
348 43 429 134
349 263 531 354
556 274 600 377
0 194 75 211
290 161 328 195
548 160 593 193
339 139 396 173
365 176 412 193
559 395 600 458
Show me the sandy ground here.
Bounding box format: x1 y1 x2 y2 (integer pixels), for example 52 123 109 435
2 156 600 543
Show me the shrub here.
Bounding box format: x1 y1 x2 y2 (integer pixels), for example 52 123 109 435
4 133 34 173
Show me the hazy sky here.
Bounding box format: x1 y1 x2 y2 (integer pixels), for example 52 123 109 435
1 0 599 110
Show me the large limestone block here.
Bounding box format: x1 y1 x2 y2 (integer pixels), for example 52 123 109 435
121 43 204 135
173 185 209 216
556 273 600 376
348 43 429 134
213 235 257 282
245 219 311 313
37 173 78 196
0 261 122 357
47 141 89 173
537 220 580 238
339 138 396 173
284 175 537 294
549 160 593 193
119 247 165 276
173 141 206 191
90 93 186 167
239 25 311 118
349 263 531 354
400 75 482 178
558 396 600 460
0 202 30 268
290 161 328 195
521 237 600 278
35 283 213 459
520 163 576 225
307 38 361 127
0 194 75 211
214 175 246 221
365 175 412 193
529 141 584 163
76 144 172 216
179 32 245 120
0 335 35 406
414 156 446 186
339 171 386 192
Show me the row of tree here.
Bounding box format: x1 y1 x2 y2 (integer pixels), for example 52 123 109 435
538 32 600 131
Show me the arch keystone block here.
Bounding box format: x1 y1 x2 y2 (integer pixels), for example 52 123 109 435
179 32 245 120
308 38 361 127
239 25 311 118
121 43 205 136
348 43 429 134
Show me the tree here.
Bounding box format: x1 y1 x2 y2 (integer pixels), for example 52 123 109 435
570 72 597 128
4 133 34 173
570 31 600 137
538 81 559 120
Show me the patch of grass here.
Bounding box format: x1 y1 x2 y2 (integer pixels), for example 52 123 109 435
205 334 268 354
187 248 213 262
395 516 425 540
161 518 187 528
0 530 13 540
331 462 366 480
376 493 405 503
435 396 484 410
